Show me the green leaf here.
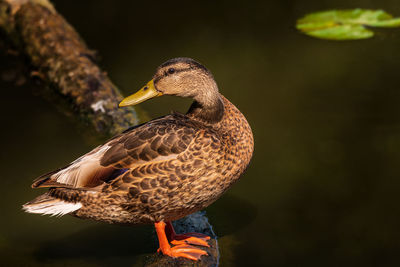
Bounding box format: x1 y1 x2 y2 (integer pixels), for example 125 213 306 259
296 9 400 40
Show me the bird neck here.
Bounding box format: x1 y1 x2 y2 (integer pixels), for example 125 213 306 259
187 92 225 124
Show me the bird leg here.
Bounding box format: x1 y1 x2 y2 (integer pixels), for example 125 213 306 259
165 221 211 247
154 221 208 261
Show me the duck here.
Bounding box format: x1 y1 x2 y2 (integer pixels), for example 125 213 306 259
23 57 254 261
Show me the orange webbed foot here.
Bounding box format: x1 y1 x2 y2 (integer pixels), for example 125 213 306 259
155 221 209 261
165 221 211 247
161 244 208 261
170 233 211 247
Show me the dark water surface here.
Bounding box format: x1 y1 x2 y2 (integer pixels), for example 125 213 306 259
2 0 400 266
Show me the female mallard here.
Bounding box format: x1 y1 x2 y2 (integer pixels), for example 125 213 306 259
23 58 254 260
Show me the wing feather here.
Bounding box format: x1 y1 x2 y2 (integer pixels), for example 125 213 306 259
32 114 203 189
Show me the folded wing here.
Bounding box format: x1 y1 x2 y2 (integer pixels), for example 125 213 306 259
32 114 199 189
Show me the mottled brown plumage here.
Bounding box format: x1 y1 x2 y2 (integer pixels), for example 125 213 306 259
24 57 254 260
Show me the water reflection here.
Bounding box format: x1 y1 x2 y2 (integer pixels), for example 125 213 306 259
34 224 154 266
206 194 258 237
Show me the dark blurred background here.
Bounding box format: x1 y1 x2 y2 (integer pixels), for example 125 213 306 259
1 0 400 266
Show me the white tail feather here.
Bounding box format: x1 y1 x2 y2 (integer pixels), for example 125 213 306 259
23 200 82 217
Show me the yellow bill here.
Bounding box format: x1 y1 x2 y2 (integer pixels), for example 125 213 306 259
119 80 163 107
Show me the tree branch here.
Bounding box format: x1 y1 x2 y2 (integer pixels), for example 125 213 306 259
0 0 139 137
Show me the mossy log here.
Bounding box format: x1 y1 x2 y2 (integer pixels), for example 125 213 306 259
0 0 219 266
0 0 139 136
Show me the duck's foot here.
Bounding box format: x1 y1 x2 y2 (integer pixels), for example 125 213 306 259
160 244 208 260
154 221 208 261
170 233 210 247
166 221 211 247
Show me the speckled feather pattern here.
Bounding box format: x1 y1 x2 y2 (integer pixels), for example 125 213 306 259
45 95 254 224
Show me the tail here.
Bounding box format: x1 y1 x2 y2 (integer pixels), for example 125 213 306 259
22 193 82 217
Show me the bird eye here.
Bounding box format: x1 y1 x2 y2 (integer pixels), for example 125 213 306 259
167 68 175 74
